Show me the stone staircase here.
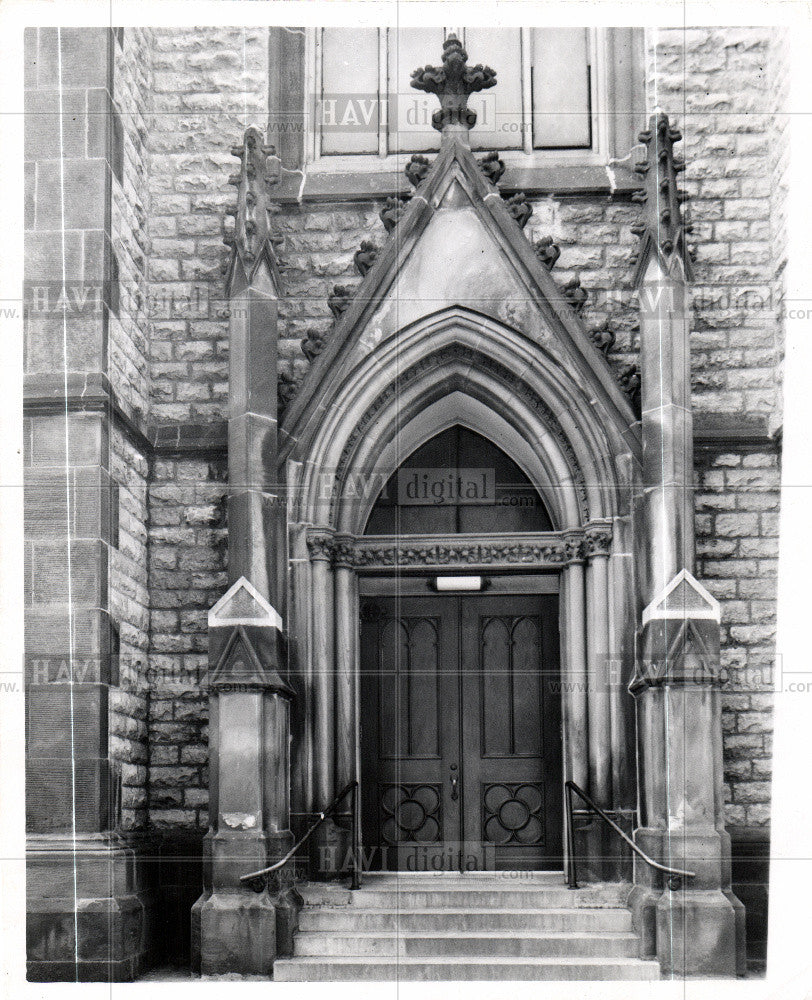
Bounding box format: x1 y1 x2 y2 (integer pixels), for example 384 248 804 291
273 873 660 982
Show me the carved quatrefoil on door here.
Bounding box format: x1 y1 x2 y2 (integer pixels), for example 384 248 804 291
483 782 544 845
380 783 442 845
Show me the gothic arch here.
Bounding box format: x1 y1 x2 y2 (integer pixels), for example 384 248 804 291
285 306 637 533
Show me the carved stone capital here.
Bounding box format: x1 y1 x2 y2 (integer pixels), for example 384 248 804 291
332 535 356 569
410 33 497 133
563 534 587 564
306 532 335 562
584 526 612 559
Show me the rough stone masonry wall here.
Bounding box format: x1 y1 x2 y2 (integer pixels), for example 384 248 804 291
147 27 270 424
108 27 155 832
111 27 152 416
650 27 784 830
146 455 227 830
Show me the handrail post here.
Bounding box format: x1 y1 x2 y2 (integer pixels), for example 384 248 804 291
565 782 578 889
564 779 694 888
350 781 361 890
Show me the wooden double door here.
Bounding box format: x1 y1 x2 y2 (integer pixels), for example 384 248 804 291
360 591 562 872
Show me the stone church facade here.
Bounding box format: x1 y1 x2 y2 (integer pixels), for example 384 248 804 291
24 25 782 981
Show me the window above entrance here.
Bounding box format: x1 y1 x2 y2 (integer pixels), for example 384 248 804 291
304 27 643 172
364 426 554 535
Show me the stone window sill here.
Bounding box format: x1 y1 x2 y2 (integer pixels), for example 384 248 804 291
272 164 639 204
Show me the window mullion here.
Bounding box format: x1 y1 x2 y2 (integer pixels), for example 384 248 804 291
378 29 388 158
520 28 533 155
313 28 323 161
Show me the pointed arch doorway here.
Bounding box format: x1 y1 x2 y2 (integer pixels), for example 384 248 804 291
357 427 563 872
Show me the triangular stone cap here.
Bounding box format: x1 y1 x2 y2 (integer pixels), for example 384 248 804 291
210 624 293 696
642 568 721 626
208 576 282 629
226 240 281 298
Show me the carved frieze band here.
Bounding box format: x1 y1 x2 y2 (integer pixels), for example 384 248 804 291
305 529 612 571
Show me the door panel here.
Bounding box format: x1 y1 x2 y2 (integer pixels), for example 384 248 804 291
461 595 563 870
360 591 562 872
360 597 461 872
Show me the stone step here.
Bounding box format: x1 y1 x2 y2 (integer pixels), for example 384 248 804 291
274 956 661 982
299 886 630 909
293 930 641 958
298 906 633 933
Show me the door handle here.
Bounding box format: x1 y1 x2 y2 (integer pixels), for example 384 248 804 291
450 765 459 801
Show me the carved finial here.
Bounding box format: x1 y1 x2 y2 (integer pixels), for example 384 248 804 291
503 192 533 229
380 194 410 233
354 240 379 276
589 319 616 357
479 151 505 185
327 285 353 320
410 33 497 135
301 327 330 363
405 154 431 187
278 370 300 412
227 126 277 265
533 236 560 271
562 276 588 314
633 113 690 276
619 363 642 416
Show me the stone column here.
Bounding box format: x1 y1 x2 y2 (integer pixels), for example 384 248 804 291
24 27 151 982
308 533 336 809
306 531 342 875
585 525 612 807
561 538 588 790
629 114 744 976
192 128 296 975
333 539 357 794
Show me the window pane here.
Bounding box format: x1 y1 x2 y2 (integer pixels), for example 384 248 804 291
321 28 380 155
464 28 523 151
387 27 444 153
531 28 591 149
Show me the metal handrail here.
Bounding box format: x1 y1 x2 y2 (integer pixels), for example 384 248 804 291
240 780 361 891
564 780 695 892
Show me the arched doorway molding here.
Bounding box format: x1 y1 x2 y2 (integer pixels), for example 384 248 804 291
283 307 639 848
285 307 637 531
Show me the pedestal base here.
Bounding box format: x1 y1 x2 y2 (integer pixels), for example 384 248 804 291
192 889 277 976
26 834 152 982
656 888 743 977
